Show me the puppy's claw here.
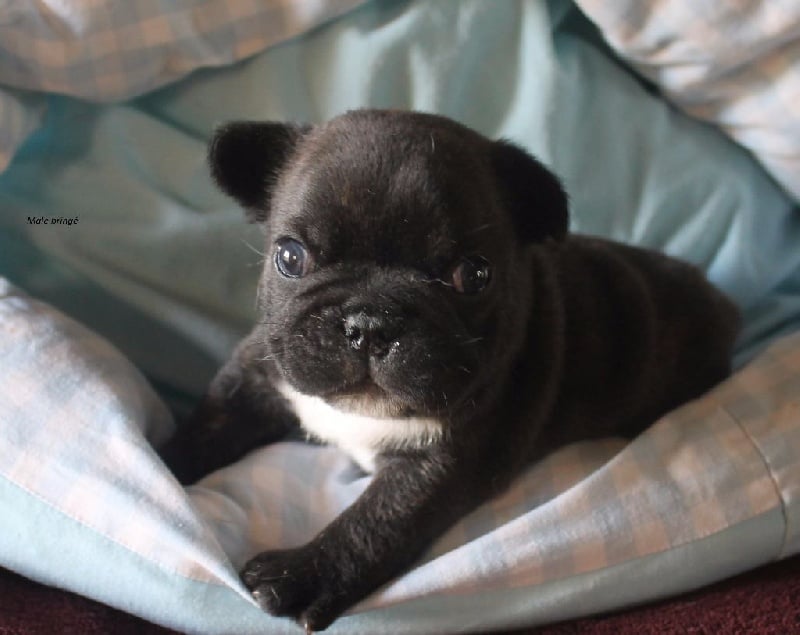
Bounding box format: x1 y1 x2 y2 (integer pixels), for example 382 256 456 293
299 611 333 634
248 586 278 615
241 546 342 629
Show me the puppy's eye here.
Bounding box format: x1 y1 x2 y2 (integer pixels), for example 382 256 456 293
275 237 312 278
449 256 492 294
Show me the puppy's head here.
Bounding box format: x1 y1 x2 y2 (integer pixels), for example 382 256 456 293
210 110 567 420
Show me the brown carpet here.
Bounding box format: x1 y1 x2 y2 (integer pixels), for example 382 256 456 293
0 556 798 634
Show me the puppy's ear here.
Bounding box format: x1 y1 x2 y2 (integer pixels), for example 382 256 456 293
491 141 569 243
208 121 309 222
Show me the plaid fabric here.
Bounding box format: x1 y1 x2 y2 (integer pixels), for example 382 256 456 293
0 87 46 174
0 1 364 101
0 278 242 588
0 0 364 173
1 277 798 631
575 0 800 202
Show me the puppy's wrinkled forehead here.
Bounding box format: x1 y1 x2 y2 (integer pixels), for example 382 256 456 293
272 113 496 267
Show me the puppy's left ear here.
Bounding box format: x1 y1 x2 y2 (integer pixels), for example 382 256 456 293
491 141 569 243
208 121 310 222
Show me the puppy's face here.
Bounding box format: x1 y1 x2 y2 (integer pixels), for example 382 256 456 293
210 110 568 421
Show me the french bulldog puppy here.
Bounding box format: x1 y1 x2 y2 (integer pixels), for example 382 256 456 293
161 109 740 632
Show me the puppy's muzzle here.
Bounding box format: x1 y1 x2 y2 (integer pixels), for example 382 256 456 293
343 310 401 357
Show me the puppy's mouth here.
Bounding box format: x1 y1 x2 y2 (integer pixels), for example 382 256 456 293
269 298 480 419
325 379 418 418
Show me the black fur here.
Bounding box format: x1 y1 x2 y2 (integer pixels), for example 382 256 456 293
491 140 569 242
208 121 309 222
161 109 740 632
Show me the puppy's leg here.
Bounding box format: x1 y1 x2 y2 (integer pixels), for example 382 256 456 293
160 338 297 485
240 446 488 632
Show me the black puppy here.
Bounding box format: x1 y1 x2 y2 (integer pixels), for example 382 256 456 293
161 109 740 632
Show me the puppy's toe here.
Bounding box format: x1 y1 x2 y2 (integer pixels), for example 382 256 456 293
241 548 316 618
299 595 340 633
249 582 286 615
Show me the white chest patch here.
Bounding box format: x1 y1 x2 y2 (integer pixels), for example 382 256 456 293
275 381 443 473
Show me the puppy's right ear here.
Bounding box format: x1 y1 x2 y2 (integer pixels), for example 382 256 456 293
208 121 309 222
491 141 569 243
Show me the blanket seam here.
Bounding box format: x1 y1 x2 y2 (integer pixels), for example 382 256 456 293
720 403 790 561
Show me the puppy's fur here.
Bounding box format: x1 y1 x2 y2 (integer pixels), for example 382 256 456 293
161 110 740 632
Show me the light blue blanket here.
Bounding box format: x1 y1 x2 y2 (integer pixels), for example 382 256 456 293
1 1 799 633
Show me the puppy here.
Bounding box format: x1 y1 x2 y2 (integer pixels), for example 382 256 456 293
161 109 740 632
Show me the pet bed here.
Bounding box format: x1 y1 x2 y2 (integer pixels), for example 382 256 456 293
1 1 799 633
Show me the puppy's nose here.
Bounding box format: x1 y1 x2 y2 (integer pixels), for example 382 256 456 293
343 311 398 357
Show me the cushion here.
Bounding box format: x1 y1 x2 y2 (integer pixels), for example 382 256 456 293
575 0 800 201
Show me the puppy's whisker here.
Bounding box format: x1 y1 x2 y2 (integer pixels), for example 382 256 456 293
459 337 484 346
421 277 451 287
254 574 292 582
241 238 267 258
465 222 496 235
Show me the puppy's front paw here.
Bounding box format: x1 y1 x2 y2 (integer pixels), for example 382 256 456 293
241 545 344 633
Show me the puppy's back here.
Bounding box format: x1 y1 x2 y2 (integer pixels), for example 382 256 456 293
541 235 739 444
